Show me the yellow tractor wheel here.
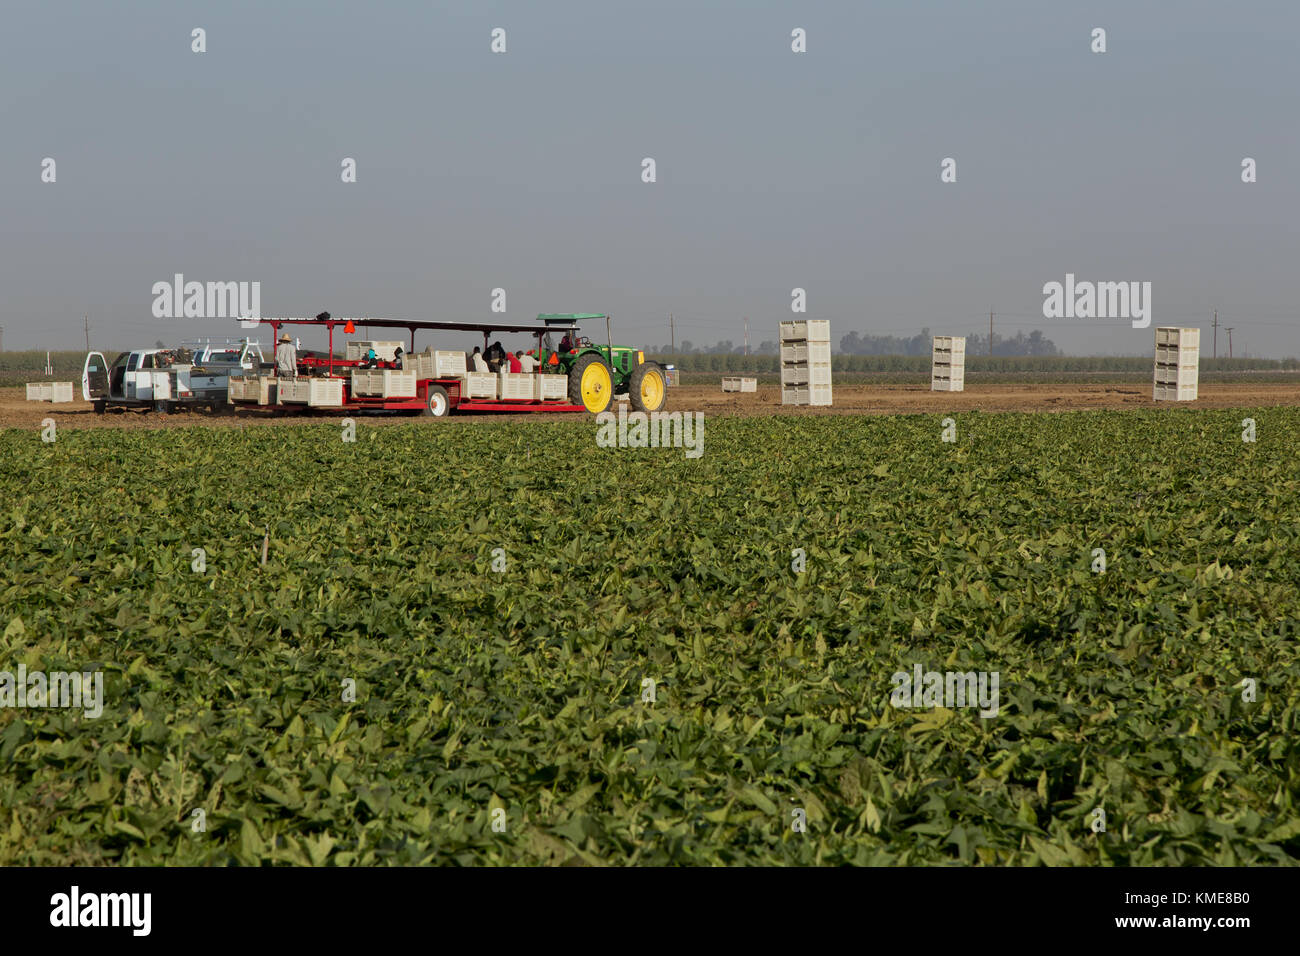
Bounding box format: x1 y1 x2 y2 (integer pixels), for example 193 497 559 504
629 362 667 412
568 354 614 414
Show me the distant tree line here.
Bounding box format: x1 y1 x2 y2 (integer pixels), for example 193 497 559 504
654 328 1062 357
645 352 1300 374
839 328 1060 357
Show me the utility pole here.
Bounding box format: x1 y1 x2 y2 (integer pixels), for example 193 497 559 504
669 313 675 355
0 326 4 353
744 316 749 356
1212 309 1218 359
1226 327 1235 359
84 315 90 351
989 309 994 356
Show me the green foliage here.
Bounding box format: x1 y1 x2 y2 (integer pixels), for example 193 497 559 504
0 409 1297 865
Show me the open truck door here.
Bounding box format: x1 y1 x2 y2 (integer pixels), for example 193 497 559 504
82 352 108 402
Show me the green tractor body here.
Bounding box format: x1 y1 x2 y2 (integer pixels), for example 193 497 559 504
533 314 667 414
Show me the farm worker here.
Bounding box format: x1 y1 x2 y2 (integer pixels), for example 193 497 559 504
363 347 378 369
507 351 522 374
518 350 537 373
275 333 298 379
392 346 404 370
558 333 574 352
471 347 488 372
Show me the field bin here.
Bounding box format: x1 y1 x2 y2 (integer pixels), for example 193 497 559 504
780 341 832 364
235 375 278 405
534 374 568 401
345 340 404 361
279 377 344 406
1153 384 1198 402
25 383 51 401
50 382 74 403
722 377 757 392
1156 327 1200 348
1156 345 1200 367
351 370 417 398
1153 365 1198 388
778 320 831 343
780 364 830 387
782 384 833 406
931 369 965 391
459 372 497 399
932 335 966 363
404 350 467 379
498 372 534 400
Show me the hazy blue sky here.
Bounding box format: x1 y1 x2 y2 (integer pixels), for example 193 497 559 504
2 1 1297 356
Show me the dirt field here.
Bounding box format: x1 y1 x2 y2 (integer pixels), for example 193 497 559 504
6 382 1300 431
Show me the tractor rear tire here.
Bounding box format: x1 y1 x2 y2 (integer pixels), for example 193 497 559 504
423 385 451 417
629 361 667 413
568 354 614 414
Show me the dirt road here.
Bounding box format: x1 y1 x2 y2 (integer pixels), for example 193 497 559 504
6 382 1300 431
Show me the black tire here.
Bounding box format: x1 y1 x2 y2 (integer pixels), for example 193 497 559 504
568 353 614 414
629 361 667 413
93 400 106 415
423 385 451 418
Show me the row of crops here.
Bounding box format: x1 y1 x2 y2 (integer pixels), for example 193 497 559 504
1 409 1298 864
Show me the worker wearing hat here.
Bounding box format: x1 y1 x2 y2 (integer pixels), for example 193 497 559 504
275 332 299 380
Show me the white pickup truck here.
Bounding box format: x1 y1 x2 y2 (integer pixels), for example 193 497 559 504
82 341 265 413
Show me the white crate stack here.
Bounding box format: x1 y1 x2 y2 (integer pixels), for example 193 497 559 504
931 336 966 392
779 320 832 406
1153 327 1199 401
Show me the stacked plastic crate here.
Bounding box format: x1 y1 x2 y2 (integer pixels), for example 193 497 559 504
779 320 832 406
1153 327 1199 401
931 336 966 391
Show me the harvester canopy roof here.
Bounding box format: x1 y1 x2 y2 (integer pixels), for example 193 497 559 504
245 317 581 333
537 313 608 323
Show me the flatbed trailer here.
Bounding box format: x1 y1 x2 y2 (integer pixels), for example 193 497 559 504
231 316 588 416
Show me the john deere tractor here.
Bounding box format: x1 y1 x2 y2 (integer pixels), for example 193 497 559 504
535 314 668 414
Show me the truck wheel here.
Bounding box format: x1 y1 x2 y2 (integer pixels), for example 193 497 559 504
93 400 106 415
568 354 613 414
629 362 667 413
423 385 451 417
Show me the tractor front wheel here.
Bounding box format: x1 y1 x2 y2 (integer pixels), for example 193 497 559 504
568 354 613 414
629 362 667 413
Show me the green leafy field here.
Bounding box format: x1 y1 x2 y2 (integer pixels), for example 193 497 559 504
1 409 1298 865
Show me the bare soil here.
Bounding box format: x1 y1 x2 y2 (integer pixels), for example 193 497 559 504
5 382 1300 432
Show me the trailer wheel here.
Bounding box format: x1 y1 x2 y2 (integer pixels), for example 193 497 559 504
423 385 451 418
629 361 667 413
568 354 614 414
